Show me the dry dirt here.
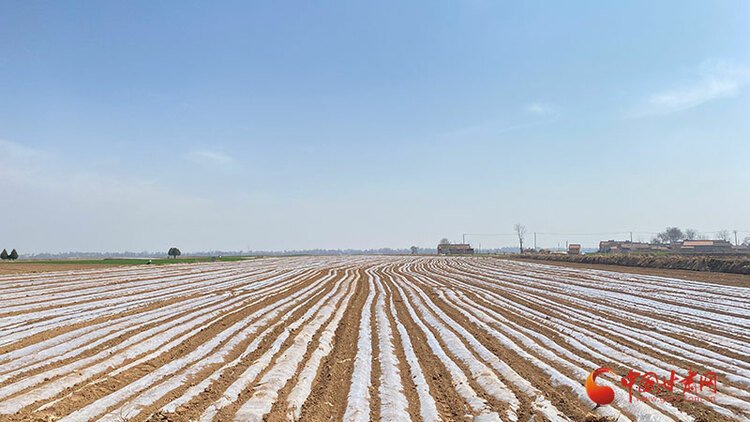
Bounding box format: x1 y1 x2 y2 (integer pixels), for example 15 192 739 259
0 263 131 276
0 257 747 421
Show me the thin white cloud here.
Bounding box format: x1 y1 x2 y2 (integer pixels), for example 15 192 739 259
0 139 40 159
649 77 739 110
525 102 556 115
0 140 48 183
634 60 749 117
185 148 234 165
441 103 562 139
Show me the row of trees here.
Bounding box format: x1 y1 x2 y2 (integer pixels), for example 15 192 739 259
652 227 744 244
1 249 19 260
652 227 700 243
512 225 748 252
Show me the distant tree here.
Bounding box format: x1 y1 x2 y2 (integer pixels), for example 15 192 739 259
684 229 698 240
0 249 7 260
716 230 731 242
410 246 418 255
514 223 527 253
655 227 684 244
439 238 450 245
168 247 181 259
667 227 685 242
9 249 18 260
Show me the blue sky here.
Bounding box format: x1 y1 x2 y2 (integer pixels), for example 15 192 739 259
1 1 749 252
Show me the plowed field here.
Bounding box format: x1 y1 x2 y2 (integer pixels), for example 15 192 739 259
0 257 748 421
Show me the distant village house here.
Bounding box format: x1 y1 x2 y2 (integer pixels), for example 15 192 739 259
598 240 668 254
599 239 738 254
674 240 733 253
437 243 475 255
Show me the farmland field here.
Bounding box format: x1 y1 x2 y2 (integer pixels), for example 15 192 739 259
0 257 255 275
0 257 748 421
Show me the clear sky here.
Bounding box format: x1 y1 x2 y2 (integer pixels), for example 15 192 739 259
1 1 749 253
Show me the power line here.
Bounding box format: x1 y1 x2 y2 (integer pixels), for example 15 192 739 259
463 233 516 236
534 232 636 236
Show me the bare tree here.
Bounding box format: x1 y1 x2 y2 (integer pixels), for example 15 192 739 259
716 230 731 242
439 238 450 245
514 223 527 253
655 227 684 244
684 229 698 240
410 246 418 255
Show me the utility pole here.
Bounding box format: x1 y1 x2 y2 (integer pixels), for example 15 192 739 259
462 233 466 244
534 232 537 250
735 230 739 246
630 232 633 242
